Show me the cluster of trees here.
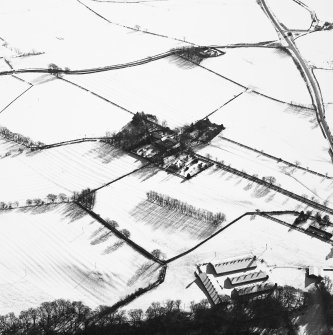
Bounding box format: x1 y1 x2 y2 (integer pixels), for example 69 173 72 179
146 191 226 226
0 126 44 148
178 119 225 147
110 112 160 150
314 212 331 226
72 189 96 210
318 277 333 330
0 284 308 335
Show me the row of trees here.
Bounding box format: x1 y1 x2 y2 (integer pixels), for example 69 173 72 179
0 126 44 148
146 191 226 226
0 189 96 211
0 284 309 335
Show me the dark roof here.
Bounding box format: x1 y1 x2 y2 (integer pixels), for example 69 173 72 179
197 273 222 305
233 282 276 297
307 225 332 239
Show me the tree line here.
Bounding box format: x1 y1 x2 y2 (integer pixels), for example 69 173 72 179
0 189 95 211
0 284 309 335
0 126 44 148
146 191 226 226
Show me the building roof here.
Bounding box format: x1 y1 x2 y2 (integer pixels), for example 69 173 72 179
228 271 268 286
307 225 332 239
197 273 222 305
308 266 323 277
210 255 257 275
233 282 276 297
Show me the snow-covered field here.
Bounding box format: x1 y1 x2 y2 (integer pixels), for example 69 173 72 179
296 31 333 69
65 56 243 128
127 214 333 311
0 75 30 113
209 91 333 175
265 0 312 30
93 164 320 259
0 203 160 315
314 69 333 104
196 136 333 206
300 0 333 23
0 140 143 205
78 0 278 46
0 0 185 70
201 47 312 106
0 78 132 143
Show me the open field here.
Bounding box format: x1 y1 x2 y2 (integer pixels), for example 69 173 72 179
196 136 333 206
300 0 333 23
0 75 30 113
0 0 185 71
265 0 312 30
65 56 243 128
296 31 333 69
0 203 160 315
314 69 333 104
201 47 312 106
209 91 333 175
0 78 132 143
93 164 319 259
79 0 278 46
127 214 333 311
0 139 143 205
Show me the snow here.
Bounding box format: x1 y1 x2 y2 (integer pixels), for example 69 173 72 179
66 56 243 128
201 47 312 106
0 0 185 70
314 69 333 104
0 78 132 144
0 75 30 113
0 140 143 205
127 214 333 310
0 203 159 315
296 31 333 69
300 0 333 23
209 91 333 175
265 0 312 30
196 136 333 207
79 0 278 46
94 162 324 259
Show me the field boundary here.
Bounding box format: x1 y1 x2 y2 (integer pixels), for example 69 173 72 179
218 136 332 179
76 202 166 265
196 153 333 215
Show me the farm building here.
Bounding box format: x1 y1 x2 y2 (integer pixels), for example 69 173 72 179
227 271 268 286
307 225 333 240
307 266 323 278
209 255 257 276
154 137 178 150
196 272 223 305
232 282 277 299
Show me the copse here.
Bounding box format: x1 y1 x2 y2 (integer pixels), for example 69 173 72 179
146 191 226 226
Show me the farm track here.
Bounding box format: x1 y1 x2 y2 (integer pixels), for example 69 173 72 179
195 153 333 215
218 136 333 179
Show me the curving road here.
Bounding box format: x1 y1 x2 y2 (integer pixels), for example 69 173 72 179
259 0 333 154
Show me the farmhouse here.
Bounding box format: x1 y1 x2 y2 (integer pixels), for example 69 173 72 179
209 255 257 276
307 225 332 240
307 266 323 279
232 282 277 299
227 271 268 286
154 137 178 150
196 272 223 305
